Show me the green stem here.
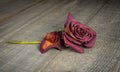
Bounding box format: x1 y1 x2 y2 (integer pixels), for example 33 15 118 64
7 40 40 44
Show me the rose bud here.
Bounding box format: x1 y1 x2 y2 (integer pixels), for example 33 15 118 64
63 12 96 53
40 31 62 53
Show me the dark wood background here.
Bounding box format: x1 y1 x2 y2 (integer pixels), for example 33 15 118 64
0 0 120 72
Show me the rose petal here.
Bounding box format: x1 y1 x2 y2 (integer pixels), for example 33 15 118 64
64 33 82 45
64 12 75 28
40 31 62 53
64 33 84 53
84 34 96 48
68 12 75 20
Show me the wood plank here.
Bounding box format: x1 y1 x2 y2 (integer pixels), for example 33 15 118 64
0 0 43 23
40 0 120 72
0 0 76 72
0 0 119 72
0 0 68 42
0 0 14 7
109 60 120 72
85 0 120 72
40 38 120 72
88 0 120 39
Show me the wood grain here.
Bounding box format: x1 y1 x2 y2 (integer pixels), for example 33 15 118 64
0 0 120 72
0 0 43 23
40 0 120 72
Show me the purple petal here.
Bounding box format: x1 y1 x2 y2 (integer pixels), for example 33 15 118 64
68 12 75 20
64 33 82 45
64 34 84 53
64 12 75 27
84 34 96 48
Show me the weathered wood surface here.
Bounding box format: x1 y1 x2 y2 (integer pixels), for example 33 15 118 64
0 0 120 72
0 0 42 23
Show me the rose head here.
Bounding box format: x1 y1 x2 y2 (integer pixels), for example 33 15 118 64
40 31 62 53
63 12 96 53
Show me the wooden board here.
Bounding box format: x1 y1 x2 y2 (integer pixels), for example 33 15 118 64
0 0 43 23
40 0 120 72
0 0 120 72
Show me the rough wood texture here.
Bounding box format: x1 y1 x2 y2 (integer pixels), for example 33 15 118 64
0 0 120 72
0 0 42 23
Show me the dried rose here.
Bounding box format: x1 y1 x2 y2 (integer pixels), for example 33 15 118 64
63 12 96 53
40 31 62 53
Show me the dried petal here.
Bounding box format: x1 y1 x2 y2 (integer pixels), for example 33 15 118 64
40 31 62 53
